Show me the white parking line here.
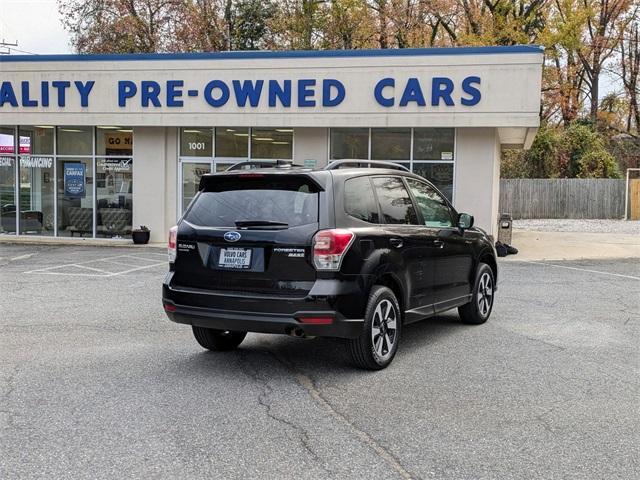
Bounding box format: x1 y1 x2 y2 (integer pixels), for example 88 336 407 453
73 264 113 273
11 254 35 261
24 253 166 277
521 260 640 281
108 263 166 275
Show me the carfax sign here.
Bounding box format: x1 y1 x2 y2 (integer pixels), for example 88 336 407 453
63 162 85 198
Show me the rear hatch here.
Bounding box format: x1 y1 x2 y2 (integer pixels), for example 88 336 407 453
173 172 321 296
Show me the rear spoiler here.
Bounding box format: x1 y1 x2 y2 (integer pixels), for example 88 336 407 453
198 171 326 192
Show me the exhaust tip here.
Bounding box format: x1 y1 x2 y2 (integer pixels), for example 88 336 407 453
285 327 306 338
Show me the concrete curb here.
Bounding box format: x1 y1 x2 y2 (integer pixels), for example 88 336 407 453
0 235 165 249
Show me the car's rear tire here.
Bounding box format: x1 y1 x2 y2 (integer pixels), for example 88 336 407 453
192 326 247 351
348 286 402 370
458 262 495 325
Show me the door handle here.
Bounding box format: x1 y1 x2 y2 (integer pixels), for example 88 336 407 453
433 239 444 248
389 238 403 248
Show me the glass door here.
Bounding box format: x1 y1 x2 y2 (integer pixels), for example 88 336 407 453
179 160 212 215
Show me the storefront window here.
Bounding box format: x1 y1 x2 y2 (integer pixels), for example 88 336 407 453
57 126 93 155
251 128 293 159
413 163 454 201
329 127 456 200
180 128 213 157
0 156 16 234
19 155 54 235
181 162 211 212
96 127 133 156
371 128 411 160
413 128 455 161
215 127 249 158
0 126 16 155
0 126 136 238
330 128 368 160
19 126 54 155
0 127 17 234
56 158 94 237
96 158 133 238
214 162 233 172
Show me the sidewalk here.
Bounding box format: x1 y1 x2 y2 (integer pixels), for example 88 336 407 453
504 228 640 261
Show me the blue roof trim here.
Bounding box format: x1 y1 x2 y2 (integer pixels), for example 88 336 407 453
0 45 543 62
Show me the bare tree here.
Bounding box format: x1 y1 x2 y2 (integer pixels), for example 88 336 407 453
621 21 640 132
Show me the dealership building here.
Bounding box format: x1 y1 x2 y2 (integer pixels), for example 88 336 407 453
0 46 543 243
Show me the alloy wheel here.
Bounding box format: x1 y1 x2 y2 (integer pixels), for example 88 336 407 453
477 272 493 317
371 299 398 360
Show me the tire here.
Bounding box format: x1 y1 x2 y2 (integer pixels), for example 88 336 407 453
458 262 495 325
192 326 247 351
348 286 402 370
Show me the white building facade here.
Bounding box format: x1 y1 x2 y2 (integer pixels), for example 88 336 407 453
0 46 543 242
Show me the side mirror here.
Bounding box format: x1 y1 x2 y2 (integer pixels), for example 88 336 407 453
458 213 474 230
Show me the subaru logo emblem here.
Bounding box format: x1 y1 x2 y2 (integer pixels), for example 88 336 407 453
224 231 241 242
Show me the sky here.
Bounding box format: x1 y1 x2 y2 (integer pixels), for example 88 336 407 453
0 0 72 54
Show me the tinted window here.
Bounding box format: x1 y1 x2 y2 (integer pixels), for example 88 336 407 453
185 177 318 227
406 179 453 228
344 176 379 223
371 177 418 225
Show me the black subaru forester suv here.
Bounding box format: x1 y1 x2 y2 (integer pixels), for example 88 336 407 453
163 161 497 370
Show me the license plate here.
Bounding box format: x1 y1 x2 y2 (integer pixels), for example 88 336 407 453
218 248 252 269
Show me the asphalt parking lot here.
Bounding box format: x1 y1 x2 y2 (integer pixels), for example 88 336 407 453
1 244 638 479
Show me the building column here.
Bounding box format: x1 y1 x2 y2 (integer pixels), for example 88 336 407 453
293 128 329 168
454 128 500 238
132 127 168 243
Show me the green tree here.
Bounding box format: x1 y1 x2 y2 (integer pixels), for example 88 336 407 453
230 0 276 50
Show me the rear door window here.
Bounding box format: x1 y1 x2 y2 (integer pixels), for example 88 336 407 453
344 176 379 223
184 176 319 228
371 176 419 225
406 178 454 227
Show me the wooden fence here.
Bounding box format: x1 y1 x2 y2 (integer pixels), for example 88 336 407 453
499 178 626 219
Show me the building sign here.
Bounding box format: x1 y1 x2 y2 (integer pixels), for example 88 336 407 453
104 132 133 151
64 162 86 197
20 156 52 168
0 77 481 109
97 158 132 172
0 47 543 128
0 134 30 154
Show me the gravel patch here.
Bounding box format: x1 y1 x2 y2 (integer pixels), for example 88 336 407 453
514 219 640 234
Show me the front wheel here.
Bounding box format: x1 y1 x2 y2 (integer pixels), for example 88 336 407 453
458 263 495 325
348 286 402 370
192 326 247 351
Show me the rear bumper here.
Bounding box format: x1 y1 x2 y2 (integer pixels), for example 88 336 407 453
162 272 367 339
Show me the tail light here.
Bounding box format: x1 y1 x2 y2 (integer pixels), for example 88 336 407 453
168 225 178 262
312 229 354 270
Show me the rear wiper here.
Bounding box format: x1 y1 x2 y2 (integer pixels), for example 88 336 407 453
235 220 289 229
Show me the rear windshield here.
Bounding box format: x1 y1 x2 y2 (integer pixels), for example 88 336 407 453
184 176 319 228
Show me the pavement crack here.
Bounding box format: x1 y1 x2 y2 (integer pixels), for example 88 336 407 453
265 349 420 480
239 351 337 478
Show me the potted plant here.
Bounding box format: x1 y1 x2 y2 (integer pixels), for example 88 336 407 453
132 225 150 245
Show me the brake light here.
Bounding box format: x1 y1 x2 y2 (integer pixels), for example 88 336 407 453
312 229 355 270
168 225 178 262
298 316 334 325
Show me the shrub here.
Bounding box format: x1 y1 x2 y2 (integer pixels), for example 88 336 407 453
576 150 621 178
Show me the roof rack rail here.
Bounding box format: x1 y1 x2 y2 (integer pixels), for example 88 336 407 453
324 160 410 172
225 160 305 171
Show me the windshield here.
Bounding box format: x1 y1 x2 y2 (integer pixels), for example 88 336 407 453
184 176 319 228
